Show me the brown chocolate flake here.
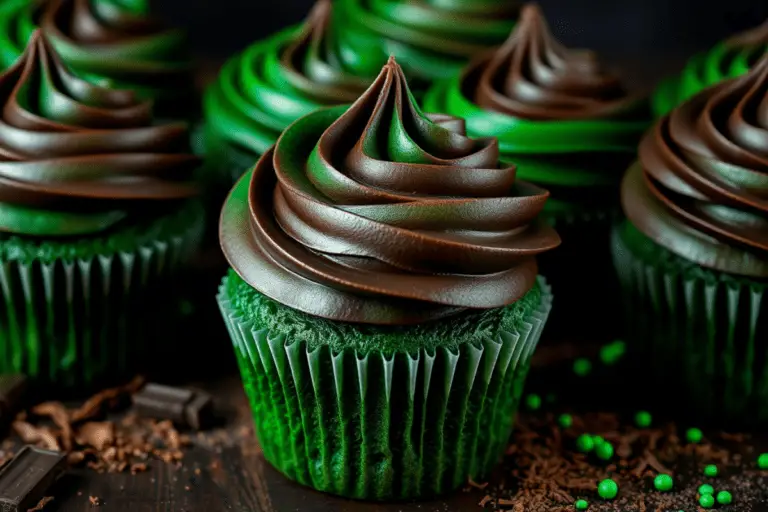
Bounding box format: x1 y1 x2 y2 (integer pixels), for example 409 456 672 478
478 495 492 507
28 496 54 511
12 421 60 451
88 495 101 506
76 422 115 451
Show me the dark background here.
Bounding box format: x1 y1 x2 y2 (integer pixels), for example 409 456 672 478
156 0 768 62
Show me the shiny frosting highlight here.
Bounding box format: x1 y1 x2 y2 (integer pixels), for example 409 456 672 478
623 55 768 277
220 58 560 325
424 4 649 192
0 0 192 113
333 0 521 84
0 31 198 237
653 19 768 116
204 0 370 156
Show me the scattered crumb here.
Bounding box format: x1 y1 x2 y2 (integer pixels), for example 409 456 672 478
88 496 100 506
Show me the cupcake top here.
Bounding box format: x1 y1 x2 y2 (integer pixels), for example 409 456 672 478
653 18 768 116
0 31 198 238
219 57 560 325
622 55 768 278
204 0 370 156
423 4 649 189
0 0 192 116
333 0 521 85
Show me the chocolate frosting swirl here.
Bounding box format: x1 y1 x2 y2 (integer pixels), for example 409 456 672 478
471 4 640 121
0 0 192 116
220 57 560 325
333 0 521 84
0 31 198 237
204 0 370 156
623 55 768 277
653 18 768 116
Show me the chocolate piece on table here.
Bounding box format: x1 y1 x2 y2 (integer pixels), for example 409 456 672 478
132 384 213 430
0 374 27 421
0 446 66 512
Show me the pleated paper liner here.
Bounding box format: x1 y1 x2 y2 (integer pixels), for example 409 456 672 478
218 277 553 500
611 222 768 425
0 203 204 390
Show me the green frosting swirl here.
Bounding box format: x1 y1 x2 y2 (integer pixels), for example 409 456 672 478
423 5 650 213
333 0 520 87
0 0 192 116
204 0 370 157
653 19 768 117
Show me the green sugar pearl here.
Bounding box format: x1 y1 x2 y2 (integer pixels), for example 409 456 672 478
599 340 626 365
573 358 592 376
526 394 542 410
758 453 768 469
716 491 732 505
653 474 673 492
574 499 589 510
592 435 606 446
698 484 714 496
558 414 573 429
686 428 703 444
596 441 614 461
576 434 595 453
699 493 715 508
703 464 718 477
635 411 652 428
597 479 618 500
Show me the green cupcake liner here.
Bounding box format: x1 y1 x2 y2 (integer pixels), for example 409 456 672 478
0 208 204 389
611 223 768 424
217 277 553 500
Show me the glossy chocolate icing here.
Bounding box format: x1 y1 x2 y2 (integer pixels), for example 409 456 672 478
623 55 768 277
220 57 560 325
0 31 198 237
471 3 640 121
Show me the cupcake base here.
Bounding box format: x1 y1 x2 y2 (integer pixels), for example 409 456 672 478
612 221 768 425
218 271 553 500
0 201 204 390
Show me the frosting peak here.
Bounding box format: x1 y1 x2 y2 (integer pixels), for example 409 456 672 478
472 3 640 121
220 57 560 324
0 31 198 237
623 55 768 277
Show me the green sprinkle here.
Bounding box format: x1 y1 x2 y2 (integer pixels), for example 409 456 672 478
573 358 592 376
526 394 542 410
576 434 595 453
600 340 626 365
686 428 703 444
716 491 732 505
597 479 618 500
592 435 605 447
698 484 714 496
558 414 573 429
758 453 768 469
574 499 589 510
634 411 652 428
653 474 673 492
596 441 614 461
703 464 718 477
699 494 715 508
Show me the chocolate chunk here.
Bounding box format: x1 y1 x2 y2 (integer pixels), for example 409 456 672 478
0 446 66 512
132 384 213 431
0 374 27 422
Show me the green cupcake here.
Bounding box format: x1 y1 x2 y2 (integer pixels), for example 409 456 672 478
653 19 768 117
333 0 520 90
424 4 651 338
0 0 194 119
203 0 371 189
0 32 203 388
613 56 768 424
217 57 560 499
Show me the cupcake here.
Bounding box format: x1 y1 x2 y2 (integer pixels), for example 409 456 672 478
333 0 520 90
0 0 194 119
203 0 370 188
653 19 767 117
613 56 768 424
0 31 203 388
424 4 651 338
217 57 560 499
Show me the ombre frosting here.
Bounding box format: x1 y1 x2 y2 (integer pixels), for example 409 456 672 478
219 58 560 325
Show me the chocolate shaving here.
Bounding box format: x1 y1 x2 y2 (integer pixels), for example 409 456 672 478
28 496 54 511
70 376 144 424
31 402 73 451
12 421 60 452
75 423 114 451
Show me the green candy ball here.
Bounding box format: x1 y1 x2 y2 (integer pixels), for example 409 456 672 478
686 428 704 444
597 479 618 500
653 474 673 492
758 453 768 469
596 442 614 461
526 394 542 410
574 499 589 510
558 414 573 429
699 494 715 508
703 464 718 477
634 411 652 428
576 434 595 453
698 484 714 496
716 491 732 505
573 358 592 376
